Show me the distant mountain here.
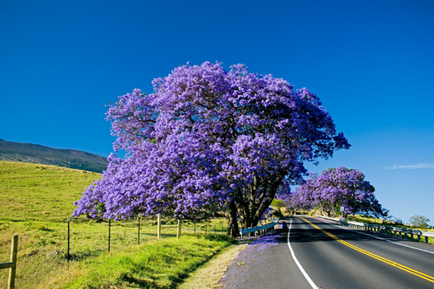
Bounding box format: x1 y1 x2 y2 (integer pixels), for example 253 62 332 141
0 139 108 173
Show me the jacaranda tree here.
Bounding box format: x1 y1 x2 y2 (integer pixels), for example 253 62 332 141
73 62 350 237
291 167 385 218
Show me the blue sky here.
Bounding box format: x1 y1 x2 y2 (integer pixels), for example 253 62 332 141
1 0 433 225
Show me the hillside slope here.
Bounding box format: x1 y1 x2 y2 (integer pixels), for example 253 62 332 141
0 139 108 173
0 161 100 222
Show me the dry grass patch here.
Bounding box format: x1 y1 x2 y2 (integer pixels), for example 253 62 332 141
178 243 250 289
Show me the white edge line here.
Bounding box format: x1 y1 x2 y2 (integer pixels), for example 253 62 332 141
328 221 434 255
287 218 318 289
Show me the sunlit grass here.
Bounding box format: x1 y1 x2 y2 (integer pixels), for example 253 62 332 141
0 161 100 223
0 161 234 288
62 234 232 289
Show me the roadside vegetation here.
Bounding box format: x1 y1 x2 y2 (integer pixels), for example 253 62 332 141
0 161 234 288
61 235 232 289
408 215 431 229
345 214 434 231
303 206 433 244
304 204 433 233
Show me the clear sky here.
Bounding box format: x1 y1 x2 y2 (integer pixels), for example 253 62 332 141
1 0 433 225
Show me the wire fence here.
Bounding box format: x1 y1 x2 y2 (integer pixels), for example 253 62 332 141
0 217 230 289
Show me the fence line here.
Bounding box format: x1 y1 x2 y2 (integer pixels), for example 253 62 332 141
0 217 232 287
65 216 229 256
157 214 182 240
0 235 18 289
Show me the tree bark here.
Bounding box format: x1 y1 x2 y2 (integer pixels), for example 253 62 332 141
229 199 240 238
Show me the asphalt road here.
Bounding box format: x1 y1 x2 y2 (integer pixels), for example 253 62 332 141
219 217 434 289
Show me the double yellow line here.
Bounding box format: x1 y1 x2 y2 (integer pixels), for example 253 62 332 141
301 217 434 284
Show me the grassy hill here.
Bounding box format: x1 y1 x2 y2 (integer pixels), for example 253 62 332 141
0 161 101 287
0 161 231 288
0 161 100 222
0 139 108 173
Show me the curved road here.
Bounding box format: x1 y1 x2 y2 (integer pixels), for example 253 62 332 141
220 217 434 289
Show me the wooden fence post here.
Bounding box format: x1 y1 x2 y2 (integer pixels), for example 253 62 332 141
177 219 182 239
138 216 141 244
108 219 111 253
67 217 70 268
8 235 18 289
157 214 161 240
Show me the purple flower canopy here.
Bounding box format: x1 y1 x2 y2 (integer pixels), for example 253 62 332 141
73 62 349 222
292 167 385 217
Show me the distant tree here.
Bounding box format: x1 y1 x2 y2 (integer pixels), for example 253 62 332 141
385 215 403 225
378 208 390 224
291 167 386 218
408 215 430 229
72 62 350 237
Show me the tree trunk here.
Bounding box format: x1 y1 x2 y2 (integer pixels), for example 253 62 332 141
229 199 240 238
252 194 275 227
241 177 282 229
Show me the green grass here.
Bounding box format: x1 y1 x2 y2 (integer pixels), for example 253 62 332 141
0 161 100 222
0 161 233 288
0 161 104 288
63 235 231 289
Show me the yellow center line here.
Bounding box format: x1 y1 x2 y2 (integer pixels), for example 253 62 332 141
300 217 434 284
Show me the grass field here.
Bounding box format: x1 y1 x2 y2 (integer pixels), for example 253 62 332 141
0 161 100 223
0 161 233 288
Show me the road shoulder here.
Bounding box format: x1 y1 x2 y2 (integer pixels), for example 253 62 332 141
178 242 249 289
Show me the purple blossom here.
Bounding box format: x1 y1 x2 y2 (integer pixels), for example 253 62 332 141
72 62 350 235
291 167 385 217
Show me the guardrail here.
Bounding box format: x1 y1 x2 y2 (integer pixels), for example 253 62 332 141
317 216 434 244
240 218 280 239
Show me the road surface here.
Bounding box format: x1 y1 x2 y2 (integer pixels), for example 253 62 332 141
219 217 434 289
